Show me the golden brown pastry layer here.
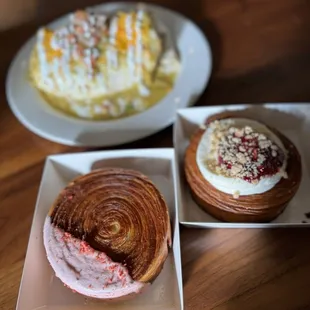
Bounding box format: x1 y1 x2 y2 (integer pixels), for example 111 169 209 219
185 112 302 222
49 168 171 283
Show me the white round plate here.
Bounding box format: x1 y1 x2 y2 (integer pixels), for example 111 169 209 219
6 2 212 147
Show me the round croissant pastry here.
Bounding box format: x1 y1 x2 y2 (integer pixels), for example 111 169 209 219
43 168 171 300
185 112 302 222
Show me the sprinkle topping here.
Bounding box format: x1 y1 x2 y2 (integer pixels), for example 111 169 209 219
49 10 107 73
39 9 151 75
207 120 286 183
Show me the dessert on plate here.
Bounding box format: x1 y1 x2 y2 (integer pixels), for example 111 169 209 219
29 7 181 120
43 168 171 300
185 112 302 222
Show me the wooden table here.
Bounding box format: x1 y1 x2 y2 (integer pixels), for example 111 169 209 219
1 0 310 309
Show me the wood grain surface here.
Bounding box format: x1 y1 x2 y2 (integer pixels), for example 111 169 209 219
1 0 310 309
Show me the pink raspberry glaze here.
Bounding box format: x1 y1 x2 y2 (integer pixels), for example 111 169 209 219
43 217 145 299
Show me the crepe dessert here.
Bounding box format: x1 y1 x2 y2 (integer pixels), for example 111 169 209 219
185 112 302 222
29 8 181 120
43 168 171 299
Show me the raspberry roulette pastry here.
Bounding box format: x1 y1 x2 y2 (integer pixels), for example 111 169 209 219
43 168 171 299
185 112 302 222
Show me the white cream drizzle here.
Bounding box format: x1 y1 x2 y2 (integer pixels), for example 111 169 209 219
125 14 136 77
108 17 119 68
37 29 49 79
135 11 143 83
125 14 133 41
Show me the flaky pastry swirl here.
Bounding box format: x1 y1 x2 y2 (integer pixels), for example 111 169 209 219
49 168 171 283
185 112 302 222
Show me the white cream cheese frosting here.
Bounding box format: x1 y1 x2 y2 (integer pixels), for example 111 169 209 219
43 217 145 299
196 118 288 197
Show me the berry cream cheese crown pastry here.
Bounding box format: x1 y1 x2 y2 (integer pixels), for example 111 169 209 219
43 168 171 300
29 8 181 120
185 112 302 223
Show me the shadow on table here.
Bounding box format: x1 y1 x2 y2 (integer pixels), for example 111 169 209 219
202 51 310 106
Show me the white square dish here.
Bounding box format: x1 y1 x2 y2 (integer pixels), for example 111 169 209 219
174 103 310 228
17 148 183 310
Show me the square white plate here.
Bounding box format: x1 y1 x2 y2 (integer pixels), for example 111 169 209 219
174 103 310 228
17 148 183 310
